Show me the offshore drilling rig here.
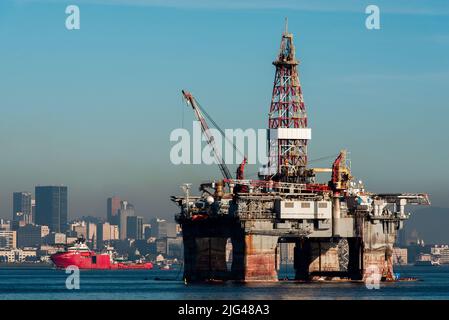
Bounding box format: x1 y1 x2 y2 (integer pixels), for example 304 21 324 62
172 22 430 282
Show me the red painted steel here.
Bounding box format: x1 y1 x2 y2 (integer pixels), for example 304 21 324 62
50 248 153 270
268 25 308 181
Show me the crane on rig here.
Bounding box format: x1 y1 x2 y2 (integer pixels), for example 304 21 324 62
181 90 247 182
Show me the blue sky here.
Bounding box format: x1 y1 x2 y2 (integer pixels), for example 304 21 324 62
0 0 448 221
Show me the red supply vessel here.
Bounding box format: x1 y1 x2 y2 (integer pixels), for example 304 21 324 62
50 238 153 270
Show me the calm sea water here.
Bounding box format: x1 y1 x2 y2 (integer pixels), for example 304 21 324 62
0 264 448 300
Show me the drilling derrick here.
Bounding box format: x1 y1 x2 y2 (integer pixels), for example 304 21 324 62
266 21 311 182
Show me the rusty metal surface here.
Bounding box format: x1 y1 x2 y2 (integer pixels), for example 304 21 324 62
309 242 340 272
194 237 227 273
363 249 394 281
244 234 278 281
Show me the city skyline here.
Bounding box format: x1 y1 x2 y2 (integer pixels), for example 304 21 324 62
5 186 166 225
0 1 448 230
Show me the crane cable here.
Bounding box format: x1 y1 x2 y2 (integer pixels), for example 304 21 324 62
194 98 246 161
181 95 185 129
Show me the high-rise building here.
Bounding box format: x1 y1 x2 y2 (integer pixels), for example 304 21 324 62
167 237 183 259
44 232 66 245
110 225 119 241
87 222 96 242
41 225 50 238
97 222 111 248
0 219 11 231
17 225 45 248
150 218 177 238
107 196 121 225
118 201 134 240
85 222 97 249
0 248 37 263
31 199 36 224
431 245 449 264
35 186 68 233
13 192 32 223
143 223 152 240
156 238 168 255
70 221 87 238
0 230 17 249
126 216 143 240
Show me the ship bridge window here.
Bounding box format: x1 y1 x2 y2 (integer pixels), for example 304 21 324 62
301 202 311 208
284 202 294 208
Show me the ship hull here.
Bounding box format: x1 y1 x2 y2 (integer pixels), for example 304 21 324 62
414 261 433 266
50 252 153 270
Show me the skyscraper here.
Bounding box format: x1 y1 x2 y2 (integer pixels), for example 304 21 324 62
13 192 32 223
97 222 118 248
17 225 45 248
0 230 17 249
35 186 68 233
126 216 143 240
107 196 121 225
150 218 177 238
118 201 134 240
31 199 36 224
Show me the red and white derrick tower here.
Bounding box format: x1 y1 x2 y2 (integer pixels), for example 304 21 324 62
262 20 311 183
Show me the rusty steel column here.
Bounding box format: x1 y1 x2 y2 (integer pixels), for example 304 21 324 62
362 220 397 281
243 234 279 281
182 236 229 282
308 241 340 273
195 237 228 277
363 245 395 281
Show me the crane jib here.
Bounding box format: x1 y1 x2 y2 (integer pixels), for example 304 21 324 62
182 90 234 180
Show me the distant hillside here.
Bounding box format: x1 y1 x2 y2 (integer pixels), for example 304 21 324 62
403 207 449 244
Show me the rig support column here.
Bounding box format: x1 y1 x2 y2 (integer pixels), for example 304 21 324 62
362 220 396 281
183 235 228 282
244 234 279 281
332 195 341 237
